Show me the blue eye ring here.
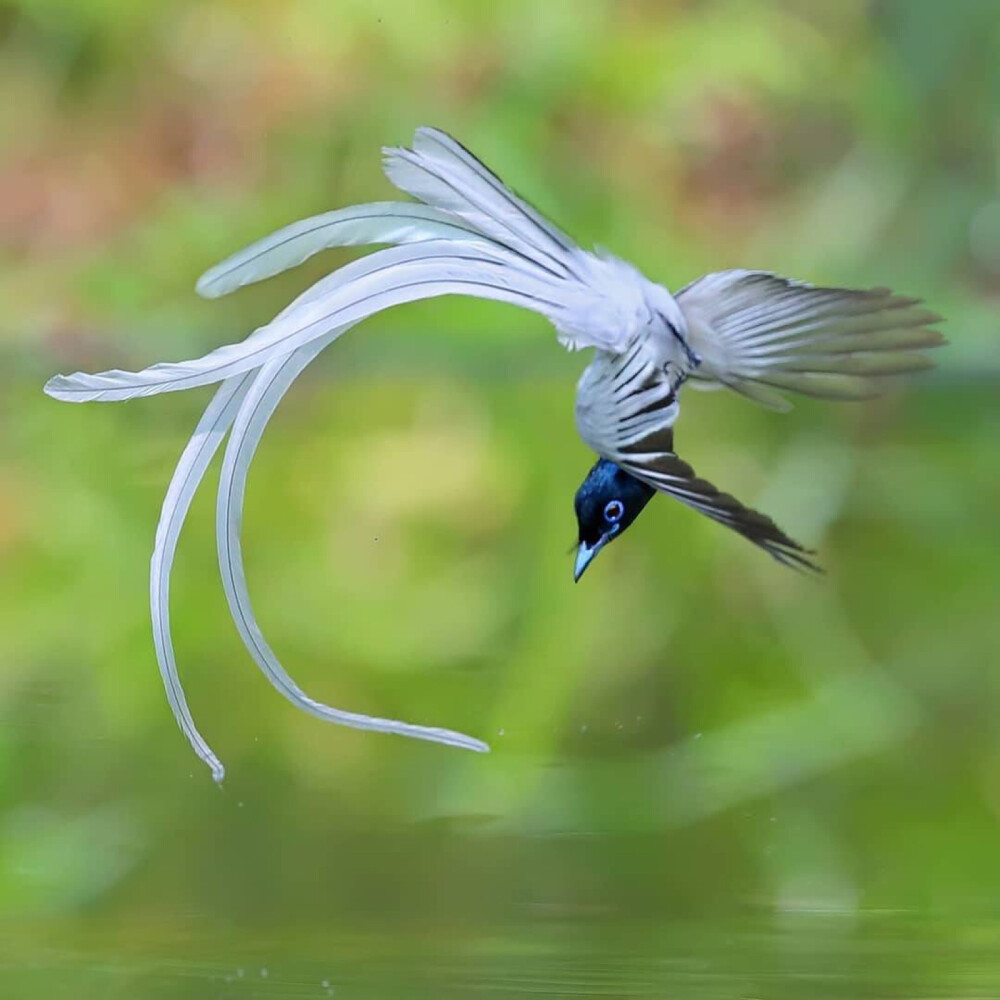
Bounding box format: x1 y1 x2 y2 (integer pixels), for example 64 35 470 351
603 500 624 523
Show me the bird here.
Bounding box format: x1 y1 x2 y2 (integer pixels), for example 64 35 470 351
44 127 943 778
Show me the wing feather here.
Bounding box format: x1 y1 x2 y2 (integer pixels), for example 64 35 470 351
383 127 580 278
677 270 944 407
620 446 820 572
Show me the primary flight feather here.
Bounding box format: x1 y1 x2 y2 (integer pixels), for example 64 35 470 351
44 127 943 777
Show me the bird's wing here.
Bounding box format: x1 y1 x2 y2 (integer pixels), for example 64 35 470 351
383 128 657 354
677 270 945 410
614 434 819 572
382 127 579 277
193 125 607 306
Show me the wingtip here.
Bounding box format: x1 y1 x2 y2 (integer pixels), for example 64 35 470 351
802 555 826 576
790 546 825 575
380 146 417 179
774 549 825 575
413 125 447 143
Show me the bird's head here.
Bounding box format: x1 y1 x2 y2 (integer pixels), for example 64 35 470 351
573 459 655 581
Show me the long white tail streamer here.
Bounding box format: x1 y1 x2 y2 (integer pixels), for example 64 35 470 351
150 372 254 781
195 201 486 300
216 336 490 753
44 242 563 403
150 249 490 778
149 275 331 782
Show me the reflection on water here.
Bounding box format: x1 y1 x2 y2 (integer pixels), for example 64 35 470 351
4 911 999 998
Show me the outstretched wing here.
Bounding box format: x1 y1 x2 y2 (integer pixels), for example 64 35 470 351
382 127 579 278
382 127 661 354
619 440 820 572
576 347 816 570
677 270 944 410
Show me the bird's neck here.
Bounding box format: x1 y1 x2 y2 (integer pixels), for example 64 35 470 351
592 459 656 504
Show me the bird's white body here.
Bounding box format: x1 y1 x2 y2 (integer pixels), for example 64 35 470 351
43 127 943 777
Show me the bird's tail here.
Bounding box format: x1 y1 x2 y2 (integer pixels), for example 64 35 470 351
676 270 945 410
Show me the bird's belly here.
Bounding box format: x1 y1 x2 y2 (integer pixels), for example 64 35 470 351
574 347 680 459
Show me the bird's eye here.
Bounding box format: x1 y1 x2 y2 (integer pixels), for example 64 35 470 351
603 500 624 523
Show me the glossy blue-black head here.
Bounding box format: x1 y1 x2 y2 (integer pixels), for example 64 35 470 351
573 459 655 581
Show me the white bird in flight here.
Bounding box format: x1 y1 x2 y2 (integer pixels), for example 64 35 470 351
44 127 943 780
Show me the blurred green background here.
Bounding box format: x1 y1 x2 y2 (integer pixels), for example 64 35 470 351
1 0 999 996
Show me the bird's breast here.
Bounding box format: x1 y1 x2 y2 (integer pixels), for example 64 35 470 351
574 342 681 460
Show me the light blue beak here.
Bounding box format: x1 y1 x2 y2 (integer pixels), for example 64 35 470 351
573 538 607 582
